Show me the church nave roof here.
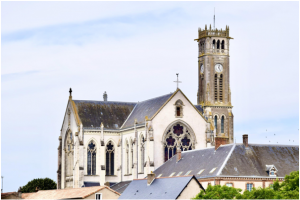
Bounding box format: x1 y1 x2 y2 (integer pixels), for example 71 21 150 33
73 100 136 129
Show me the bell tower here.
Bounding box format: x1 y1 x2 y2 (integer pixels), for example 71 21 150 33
195 24 234 144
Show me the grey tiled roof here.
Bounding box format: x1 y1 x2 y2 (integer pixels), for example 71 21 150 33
83 181 100 187
110 181 132 194
119 176 200 199
73 100 136 129
121 93 173 129
194 105 204 114
153 143 299 179
153 145 233 179
220 144 299 177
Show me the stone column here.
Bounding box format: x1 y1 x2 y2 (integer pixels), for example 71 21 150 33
100 135 106 186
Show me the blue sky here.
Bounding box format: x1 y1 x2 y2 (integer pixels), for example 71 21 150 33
1 1 299 192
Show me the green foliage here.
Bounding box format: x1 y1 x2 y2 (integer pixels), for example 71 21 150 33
20 178 57 193
193 184 242 199
194 171 299 199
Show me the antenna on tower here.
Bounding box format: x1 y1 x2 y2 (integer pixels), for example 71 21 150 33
214 7 215 29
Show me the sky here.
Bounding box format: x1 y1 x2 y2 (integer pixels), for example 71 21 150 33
1 1 299 193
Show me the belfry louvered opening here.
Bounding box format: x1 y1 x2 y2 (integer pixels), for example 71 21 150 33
219 74 223 102
214 74 218 101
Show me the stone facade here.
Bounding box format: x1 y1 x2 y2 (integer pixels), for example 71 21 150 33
195 25 234 145
57 90 211 189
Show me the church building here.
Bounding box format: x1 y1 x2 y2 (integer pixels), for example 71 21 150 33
57 25 234 189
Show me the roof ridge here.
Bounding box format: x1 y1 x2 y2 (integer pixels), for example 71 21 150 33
120 103 138 129
73 100 137 104
139 92 173 103
216 143 236 176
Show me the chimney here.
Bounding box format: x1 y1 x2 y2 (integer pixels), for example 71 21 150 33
177 149 181 162
18 187 22 198
215 136 229 150
147 171 155 186
243 134 248 148
103 91 107 101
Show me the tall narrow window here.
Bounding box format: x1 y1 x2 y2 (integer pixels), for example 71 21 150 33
87 141 96 175
214 74 218 101
214 116 217 131
219 74 223 102
106 141 114 175
212 40 215 49
221 116 224 133
131 140 133 171
140 135 145 173
177 107 180 116
217 40 220 49
126 141 129 174
221 40 225 49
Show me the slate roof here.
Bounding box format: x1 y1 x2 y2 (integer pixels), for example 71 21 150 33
22 186 120 199
153 145 233 179
194 105 204 114
83 181 100 187
110 181 132 194
121 93 173 129
119 176 201 199
220 144 299 177
153 143 299 179
73 100 136 129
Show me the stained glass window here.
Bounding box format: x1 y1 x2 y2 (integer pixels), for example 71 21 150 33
106 141 114 175
164 123 194 162
221 116 224 133
214 116 217 131
87 141 96 175
173 124 183 136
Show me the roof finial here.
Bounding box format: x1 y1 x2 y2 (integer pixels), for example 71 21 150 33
174 73 182 89
69 88 72 99
214 7 215 29
103 91 107 101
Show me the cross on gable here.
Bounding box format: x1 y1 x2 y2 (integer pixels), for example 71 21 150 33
174 73 182 89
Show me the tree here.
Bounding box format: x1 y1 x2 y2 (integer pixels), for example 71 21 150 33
193 185 242 199
21 178 57 193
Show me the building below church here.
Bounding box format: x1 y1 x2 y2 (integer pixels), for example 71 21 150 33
151 134 299 193
57 89 216 189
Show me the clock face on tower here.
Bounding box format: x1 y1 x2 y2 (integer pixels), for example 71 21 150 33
200 64 204 73
215 64 223 72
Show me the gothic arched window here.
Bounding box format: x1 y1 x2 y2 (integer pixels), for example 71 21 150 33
221 116 224 133
106 141 114 175
221 40 225 49
175 100 184 117
212 40 215 49
87 141 96 175
217 40 220 49
140 135 145 173
131 139 134 171
164 123 194 162
126 140 129 175
214 116 218 131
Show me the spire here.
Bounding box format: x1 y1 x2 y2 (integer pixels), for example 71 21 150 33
69 88 72 100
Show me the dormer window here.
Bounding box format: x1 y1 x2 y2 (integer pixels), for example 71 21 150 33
174 100 184 118
266 165 278 177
